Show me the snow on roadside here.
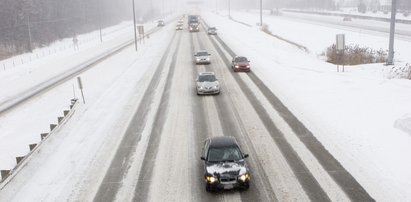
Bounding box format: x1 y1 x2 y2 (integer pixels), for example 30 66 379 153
203 11 411 201
0 20 175 201
0 21 155 171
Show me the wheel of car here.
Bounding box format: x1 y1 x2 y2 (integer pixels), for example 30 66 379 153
242 183 250 190
205 184 212 192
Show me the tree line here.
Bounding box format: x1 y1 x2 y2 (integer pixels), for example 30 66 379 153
0 0 156 58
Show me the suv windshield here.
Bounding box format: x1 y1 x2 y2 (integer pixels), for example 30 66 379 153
198 75 216 82
207 147 242 162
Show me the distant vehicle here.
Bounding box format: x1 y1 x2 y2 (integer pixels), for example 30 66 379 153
342 16 352 21
201 136 250 191
207 27 217 35
194 50 211 64
176 24 183 30
231 56 251 72
178 19 184 24
157 20 165 27
188 15 199 25
196 72 220 95
189 23 199 32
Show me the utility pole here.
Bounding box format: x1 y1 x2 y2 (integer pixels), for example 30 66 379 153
228 0 231 19
387 0 397 65
98 4 103 42
26 13 32 52
132 0 138 51
260 0 263 26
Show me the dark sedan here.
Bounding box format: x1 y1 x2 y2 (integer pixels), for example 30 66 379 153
201 136 250 191
231 56 251 72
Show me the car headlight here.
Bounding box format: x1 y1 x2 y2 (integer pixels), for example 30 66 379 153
206 176 217 183
198 86 203 89
246 65 250 68
235 65 239 68
214 85 219 89
239 173 249 181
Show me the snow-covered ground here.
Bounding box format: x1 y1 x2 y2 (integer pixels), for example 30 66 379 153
0 20 157 171
205 10 411 201
0 9 410 201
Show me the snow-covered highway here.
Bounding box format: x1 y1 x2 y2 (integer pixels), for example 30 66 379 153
1 9 410 202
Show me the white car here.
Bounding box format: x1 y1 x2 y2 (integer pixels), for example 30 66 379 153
196 72 220 95
176 24 183 30
194 50 211 64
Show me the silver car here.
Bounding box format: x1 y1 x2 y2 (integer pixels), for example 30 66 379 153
196 72 220 95
194 50 211 64
207 27 217 35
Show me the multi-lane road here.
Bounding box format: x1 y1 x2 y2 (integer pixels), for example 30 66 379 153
91 21 374 201
0 16 376 201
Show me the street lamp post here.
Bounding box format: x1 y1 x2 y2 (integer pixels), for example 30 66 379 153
98 4 103 42
132 0 138 51
260 0 263 26
387 0 397 65
228 0 231 19
26 13 33 52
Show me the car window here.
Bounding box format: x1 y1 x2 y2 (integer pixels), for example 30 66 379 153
235 57 247 62
197 52 208 56
198 75 216 82
207 146 242 162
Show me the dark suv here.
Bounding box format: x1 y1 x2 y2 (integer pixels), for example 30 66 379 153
201 136 250 191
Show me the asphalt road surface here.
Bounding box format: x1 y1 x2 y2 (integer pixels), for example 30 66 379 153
91 21 375 202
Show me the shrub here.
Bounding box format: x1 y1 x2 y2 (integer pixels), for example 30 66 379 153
326 44 387 65
385 63 411 80
261 23 271 34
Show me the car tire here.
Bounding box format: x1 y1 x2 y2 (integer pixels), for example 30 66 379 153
206 184 213 192
242 183 250 190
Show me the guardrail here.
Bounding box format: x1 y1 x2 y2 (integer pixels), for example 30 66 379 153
283 9 411 24
0 99 79 185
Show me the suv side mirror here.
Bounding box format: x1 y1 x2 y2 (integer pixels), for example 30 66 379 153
200 157 205 160
244 154 249 158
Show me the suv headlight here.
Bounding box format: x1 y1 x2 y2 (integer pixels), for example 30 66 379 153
239 173 249 181
206 176 217 183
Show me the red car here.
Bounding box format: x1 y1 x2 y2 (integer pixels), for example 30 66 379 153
231 56 250 72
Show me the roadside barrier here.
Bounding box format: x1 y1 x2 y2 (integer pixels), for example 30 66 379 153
0 98 79 184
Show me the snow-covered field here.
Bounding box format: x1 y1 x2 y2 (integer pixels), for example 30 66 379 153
0 9 410 201
205 10 411 201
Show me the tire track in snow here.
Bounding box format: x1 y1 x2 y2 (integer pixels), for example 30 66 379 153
92 31 179 202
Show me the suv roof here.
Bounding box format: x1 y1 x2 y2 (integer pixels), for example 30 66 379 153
208 136 238 148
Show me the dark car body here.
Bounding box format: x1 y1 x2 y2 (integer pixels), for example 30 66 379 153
157 20 165 27
231 56 251 72
201 136 250 191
